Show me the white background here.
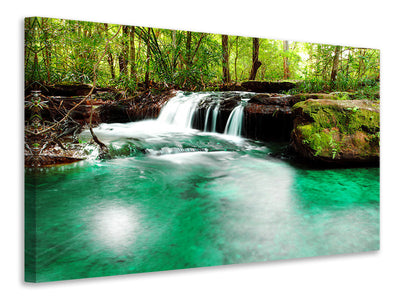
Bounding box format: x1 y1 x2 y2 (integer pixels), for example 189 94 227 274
1 1 399 299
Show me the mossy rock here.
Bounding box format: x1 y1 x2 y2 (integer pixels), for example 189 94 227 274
291 99 379 164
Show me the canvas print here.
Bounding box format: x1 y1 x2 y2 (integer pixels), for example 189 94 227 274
24 17 380 282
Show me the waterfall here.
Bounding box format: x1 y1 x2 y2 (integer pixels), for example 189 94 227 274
157 92 245 137
211 102 220 133
224 104 244 136
157 92 204 128
204 100 221 133
203 105 213 131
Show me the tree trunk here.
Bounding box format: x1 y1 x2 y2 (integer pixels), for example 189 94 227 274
283 40 290 79
118 25 129 77
104 23 115 80
345 48 351 78
107 53 115 80
191 33 205 65
129 26 136 83
358 48 366 79
172 30 177 48
171 30 178 72
186 31 192 70
144 27 151 89
249 38 261 80
234 36 239 83
41 18 52 83
24 18 31 72
330 45 341 84
136 29 142 60
221 34 230 84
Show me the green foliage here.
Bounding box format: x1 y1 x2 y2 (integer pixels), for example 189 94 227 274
294 100 380 135
299 125 341 158
293 78 327 93
294 100 380 159
25 17 380 95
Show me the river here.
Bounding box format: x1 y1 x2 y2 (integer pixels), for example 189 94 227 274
25 91 380 282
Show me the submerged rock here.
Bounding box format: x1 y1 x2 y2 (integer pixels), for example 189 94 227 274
291 99 380 164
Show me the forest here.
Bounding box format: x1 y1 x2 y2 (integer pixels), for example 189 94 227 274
25 17 380 97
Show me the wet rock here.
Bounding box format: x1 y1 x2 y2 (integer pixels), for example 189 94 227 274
219 95 241 110
243 98 293 141
291 99 380 165
241 81 297 93
219 83 246 91
248 94 295 106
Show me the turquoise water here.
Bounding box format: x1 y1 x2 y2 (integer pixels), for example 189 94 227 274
25 122 379 282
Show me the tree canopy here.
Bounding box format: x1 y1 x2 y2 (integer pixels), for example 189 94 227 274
25 17 380 97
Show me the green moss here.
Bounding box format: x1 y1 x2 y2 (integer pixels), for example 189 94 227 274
293 100 380 160
298 125 342 159
294 100 379 135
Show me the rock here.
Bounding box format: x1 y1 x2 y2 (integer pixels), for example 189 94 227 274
219 95 241 110
291 99 380 164
295 92 356 101
244 95 293 141
219 83 246 91
241 81 297 93
248 94 294 106
292 93 334 101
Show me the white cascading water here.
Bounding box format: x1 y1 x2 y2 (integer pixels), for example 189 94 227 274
157 91 245 137
224 104 244 136
83 92 248 159
203 105 213 131
211 102 220 133
157 92 205 128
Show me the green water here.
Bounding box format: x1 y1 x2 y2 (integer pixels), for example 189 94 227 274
25 122 379 282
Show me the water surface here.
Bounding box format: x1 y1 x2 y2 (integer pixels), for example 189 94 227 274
25 92 379 282
25 126 379 282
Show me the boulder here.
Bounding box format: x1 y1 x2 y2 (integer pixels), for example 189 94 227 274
291 99 380 164
241 81 297 93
